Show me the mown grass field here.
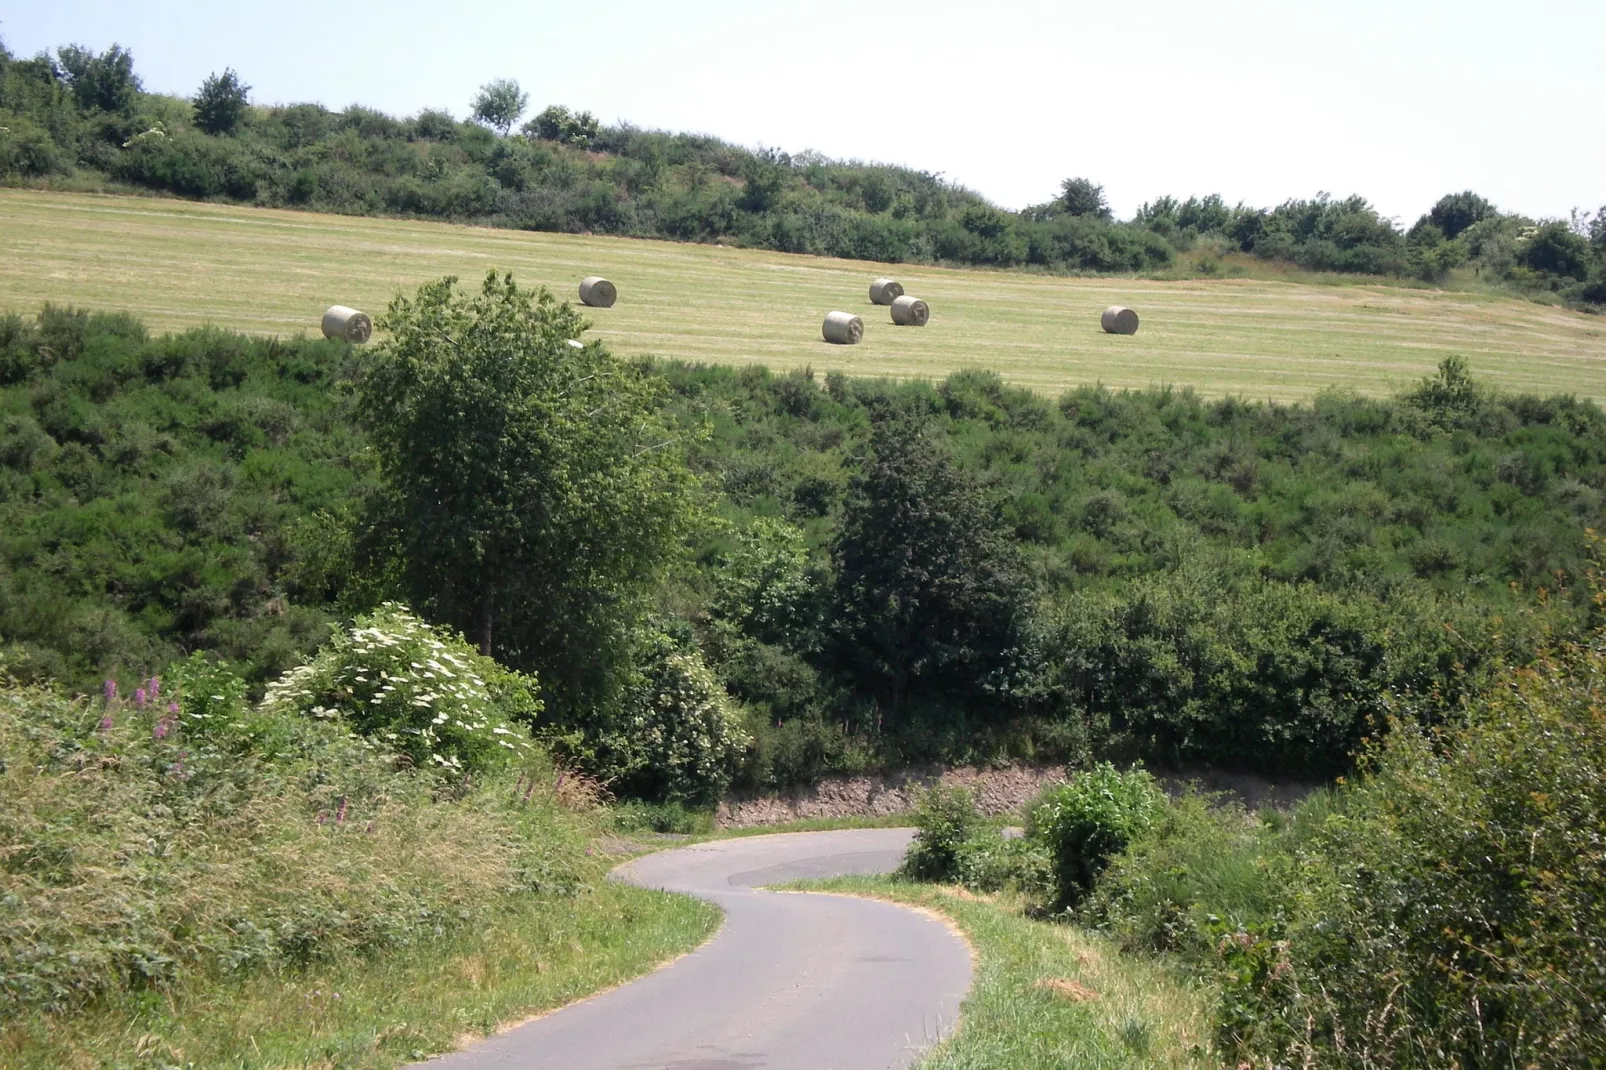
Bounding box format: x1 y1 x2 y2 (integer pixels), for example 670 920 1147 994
3 189 1604 400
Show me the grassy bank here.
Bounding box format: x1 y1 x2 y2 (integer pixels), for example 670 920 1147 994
1 882 717 1069
795 878 1215 1070
0 658 722 1069
2 190 1603 400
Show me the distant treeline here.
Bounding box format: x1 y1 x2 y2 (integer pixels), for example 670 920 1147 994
4 300 1602 799
2 41 1603 304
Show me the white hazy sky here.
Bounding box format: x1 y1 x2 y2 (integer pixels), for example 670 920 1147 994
3 1 1602 225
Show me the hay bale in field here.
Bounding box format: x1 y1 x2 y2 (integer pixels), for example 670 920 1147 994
579 276 617 308
869 277 904 305
1101 305 1140 335
822 311 864 345
890 295 930 327
321 305 372 344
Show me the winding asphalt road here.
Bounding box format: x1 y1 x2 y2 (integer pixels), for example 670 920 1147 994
421 828 973 1069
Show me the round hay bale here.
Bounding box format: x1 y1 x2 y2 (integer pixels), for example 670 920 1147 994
890 295 930 327
1101 306 1140 335
321 305 372 344
822 311 864 345
869 277 904 305
579 276 617 308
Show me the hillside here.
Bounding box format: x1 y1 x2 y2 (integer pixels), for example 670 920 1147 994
3 190 1604 401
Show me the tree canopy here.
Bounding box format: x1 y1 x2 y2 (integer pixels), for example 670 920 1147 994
470 78 528 135
356 272 702 719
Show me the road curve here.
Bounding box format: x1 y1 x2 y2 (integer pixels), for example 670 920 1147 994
420 828 973 1070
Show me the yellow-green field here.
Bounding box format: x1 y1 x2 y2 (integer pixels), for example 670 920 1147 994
3 189 1604 400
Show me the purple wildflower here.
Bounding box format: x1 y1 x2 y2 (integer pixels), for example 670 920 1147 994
134 688 147 709
148 676 161 699
99 714 114 733
167 702 179 715
103 678 117 704
153 718 169 740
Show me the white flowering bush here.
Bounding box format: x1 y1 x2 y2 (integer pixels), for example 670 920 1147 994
262 603 540 773
591 631 750 805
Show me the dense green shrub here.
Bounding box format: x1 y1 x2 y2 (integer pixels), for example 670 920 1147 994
260 603 541 774
1216 630 1606 1067
1081 790 1284 958
899 784 982 882
1027 763 1165 910
580 630 749 805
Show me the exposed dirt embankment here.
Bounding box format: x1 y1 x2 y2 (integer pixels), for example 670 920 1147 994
717 764 1318 828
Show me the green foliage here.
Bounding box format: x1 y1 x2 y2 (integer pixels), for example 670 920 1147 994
1081 790 1283 959
1027 764 1164 910
524 103 598 146
191 67 250 136
1427 190 1496 239
833 416 1032 718
470 77 527 136
582 629 749 805
356 272 701 722
1209 619 1606 1066
0 306 366 693
1519 219 1591 280
260 604 540 774
899 784 982 882
55 43 140 115
1059 176 1112 220
0 669 588 1019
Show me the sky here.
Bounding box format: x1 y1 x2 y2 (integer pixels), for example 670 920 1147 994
4 0 1602 225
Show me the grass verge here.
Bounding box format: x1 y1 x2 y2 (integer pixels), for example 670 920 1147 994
792 876 1216 1070
0 879 719 1069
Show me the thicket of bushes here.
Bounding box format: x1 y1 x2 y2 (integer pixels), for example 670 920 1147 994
6 298 1606 798
900 600 1606 1063
4 40 1600 301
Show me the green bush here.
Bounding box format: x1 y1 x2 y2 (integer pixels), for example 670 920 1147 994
260 603 540 774
898 784 981 882
1028 763 1164 910
583 631 749 805
1082 790 1281 958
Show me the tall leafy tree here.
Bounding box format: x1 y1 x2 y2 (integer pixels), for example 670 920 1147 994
55 43 139 114
470 78 528 135
192 68 251 135
356 272 701 718
832 416 1032 716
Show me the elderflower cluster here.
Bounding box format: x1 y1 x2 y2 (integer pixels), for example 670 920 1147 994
261 603 539 772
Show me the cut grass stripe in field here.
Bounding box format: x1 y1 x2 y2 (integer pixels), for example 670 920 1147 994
3 189 1604 401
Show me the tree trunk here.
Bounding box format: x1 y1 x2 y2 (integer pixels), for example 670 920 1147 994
480 582 494 657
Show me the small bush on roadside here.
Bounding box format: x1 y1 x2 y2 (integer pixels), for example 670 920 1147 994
1028 763 1164 911
1082 790 1280 958
899 784 981 882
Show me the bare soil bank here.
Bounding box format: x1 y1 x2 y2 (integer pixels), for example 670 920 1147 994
717 764 1320 827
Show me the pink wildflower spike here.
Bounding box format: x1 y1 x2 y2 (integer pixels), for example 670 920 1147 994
103 679 117 704
99 714 114 732
167 702 179 714
153 718 169 740
148 677 161 699
133 688 147 708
